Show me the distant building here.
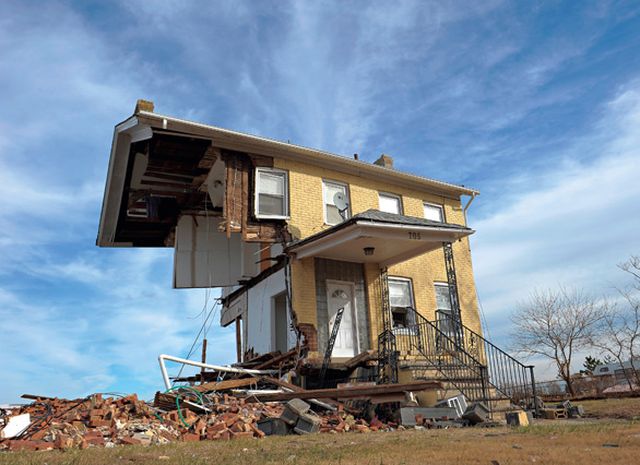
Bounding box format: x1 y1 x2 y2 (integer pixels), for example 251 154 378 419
593 358 640 381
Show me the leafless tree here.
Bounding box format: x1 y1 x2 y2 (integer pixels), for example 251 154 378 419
588 300 636 391
618 255 640 387
510 287 604 396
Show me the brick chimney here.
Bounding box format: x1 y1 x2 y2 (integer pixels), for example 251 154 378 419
135 99 155 114
373 153 394 169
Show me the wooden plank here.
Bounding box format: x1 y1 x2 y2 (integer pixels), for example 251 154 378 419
254 348 297 370
344 350 377 369
192 376 259 393
261 377 340 407
21 394 58 401
236 319 242 363
248 381 442 402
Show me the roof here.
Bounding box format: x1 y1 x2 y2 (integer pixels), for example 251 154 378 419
286 209 473 251
97 105 479 247
134 110 479 197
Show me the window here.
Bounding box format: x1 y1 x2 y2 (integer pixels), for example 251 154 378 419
255 168 288 219
434 283 454 334
323 180 350 225
389 277 415 329
424 202 444 222
379 192 402 214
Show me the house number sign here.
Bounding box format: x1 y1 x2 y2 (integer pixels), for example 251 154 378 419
408 231 422 240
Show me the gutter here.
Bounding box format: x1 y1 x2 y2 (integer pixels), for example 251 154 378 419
135 111 480 198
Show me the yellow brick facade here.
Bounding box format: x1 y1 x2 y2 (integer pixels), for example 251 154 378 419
274 157 482 354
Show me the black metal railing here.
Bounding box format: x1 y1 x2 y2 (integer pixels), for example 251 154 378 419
385 307 536 412
442 313 536 410
389 310 489 403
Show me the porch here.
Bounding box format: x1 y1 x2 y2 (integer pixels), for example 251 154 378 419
287 209 537 412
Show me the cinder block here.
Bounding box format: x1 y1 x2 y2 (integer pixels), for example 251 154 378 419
257 417 290 436
505 411 529 427
462 403 490 424
294 412 321 434
280 398 310 425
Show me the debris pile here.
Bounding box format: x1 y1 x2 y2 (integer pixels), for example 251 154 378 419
0 382 408 452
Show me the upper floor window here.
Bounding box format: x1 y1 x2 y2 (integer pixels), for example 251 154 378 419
424 202 444 222
255 168 289 219
323 180 350 225
378 192 402 215
389 277 415 329
434 282 454 334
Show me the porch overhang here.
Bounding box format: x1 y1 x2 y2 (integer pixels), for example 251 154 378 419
286 210 474 267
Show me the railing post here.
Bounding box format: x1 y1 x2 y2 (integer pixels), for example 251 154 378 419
529 365 539 418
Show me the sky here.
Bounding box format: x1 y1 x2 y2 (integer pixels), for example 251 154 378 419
1 0 639 403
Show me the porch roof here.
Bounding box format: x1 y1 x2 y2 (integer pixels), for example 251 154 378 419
286 209 474 266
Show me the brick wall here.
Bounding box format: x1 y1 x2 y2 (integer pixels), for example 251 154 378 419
274 157 483 354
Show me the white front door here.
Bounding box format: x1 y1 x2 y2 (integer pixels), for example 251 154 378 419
326 281 358 358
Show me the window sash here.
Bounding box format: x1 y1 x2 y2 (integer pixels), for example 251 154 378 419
255 169 288 218
323 181 349 224
379 193 401 214
434 284 452 311
424 203 444 222
389 278 415 328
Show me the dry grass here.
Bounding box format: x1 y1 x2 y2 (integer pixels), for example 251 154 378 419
2 421 639 465
3 398 640 465
579 397 640 420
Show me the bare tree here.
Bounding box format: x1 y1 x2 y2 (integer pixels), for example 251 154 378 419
618 255 640 387
588 300 636 391
510 287 604 396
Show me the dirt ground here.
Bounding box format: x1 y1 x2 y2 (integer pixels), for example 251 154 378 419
2 398 640 465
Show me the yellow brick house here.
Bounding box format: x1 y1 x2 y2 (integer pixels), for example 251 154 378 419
98 101 536 408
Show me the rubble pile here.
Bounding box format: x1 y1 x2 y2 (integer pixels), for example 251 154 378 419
0 391 397 452
0 394 184 451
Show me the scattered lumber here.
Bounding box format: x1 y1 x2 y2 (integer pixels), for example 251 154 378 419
192 376 258 393
254 348 297 370
260 377 340 408
344 350 377 370
248 381 442 402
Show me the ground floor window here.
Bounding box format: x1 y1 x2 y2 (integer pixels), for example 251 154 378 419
389 277 415 329
434 282 455 335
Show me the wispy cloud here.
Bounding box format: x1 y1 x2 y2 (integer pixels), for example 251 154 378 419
472 80 640 356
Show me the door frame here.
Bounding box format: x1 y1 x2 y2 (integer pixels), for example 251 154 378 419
325 279 360 356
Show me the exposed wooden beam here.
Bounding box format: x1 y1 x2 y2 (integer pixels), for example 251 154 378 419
247 380 442 402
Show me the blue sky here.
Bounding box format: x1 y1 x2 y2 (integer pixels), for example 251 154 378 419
1 1 639 403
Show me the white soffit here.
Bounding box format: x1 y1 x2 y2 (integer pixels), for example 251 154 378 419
290 221 473 266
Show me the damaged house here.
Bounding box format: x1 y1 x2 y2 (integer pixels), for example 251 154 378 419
97 100 537 411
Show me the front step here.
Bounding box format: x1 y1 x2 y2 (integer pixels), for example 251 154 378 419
377 306 536 417
401 365 520 417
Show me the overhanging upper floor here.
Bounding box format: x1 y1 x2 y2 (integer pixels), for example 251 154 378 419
97 101 478 249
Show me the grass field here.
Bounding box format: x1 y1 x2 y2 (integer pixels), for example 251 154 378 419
579 396 640 420
2 399 640 465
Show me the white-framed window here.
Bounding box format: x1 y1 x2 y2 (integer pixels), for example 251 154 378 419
254 168 289 219
389 277 415 329
322 180 350 225
434 282 454 334
424 202 444 222
378 192 402 214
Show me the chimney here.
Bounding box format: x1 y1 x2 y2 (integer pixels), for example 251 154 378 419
135 99 155 114
373 153 394 169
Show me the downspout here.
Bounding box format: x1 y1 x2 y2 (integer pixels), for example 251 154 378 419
462 192 477 226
